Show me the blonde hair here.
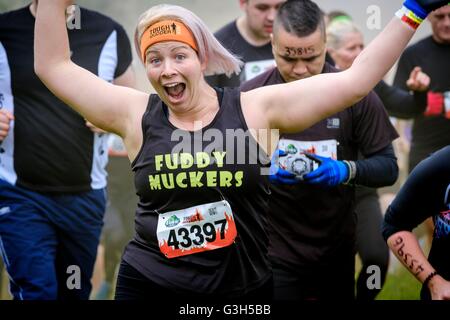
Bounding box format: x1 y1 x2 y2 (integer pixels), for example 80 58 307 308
135 4 242 77
326 20 362 50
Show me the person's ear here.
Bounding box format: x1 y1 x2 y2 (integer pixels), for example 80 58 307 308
201 57 208 72
270 34 277 56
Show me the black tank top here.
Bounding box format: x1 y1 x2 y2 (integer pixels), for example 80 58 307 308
123 87 271 296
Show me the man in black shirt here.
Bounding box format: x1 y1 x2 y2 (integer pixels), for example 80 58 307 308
206 0 285 87
241 0 399 300
0 1 133 299
394 5 450 172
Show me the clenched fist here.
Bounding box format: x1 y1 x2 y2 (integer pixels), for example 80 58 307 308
0 109 14 142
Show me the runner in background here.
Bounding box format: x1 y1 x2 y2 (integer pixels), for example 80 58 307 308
206 0 285 87
0 1 133 299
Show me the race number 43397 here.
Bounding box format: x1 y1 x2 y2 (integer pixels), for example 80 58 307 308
157 200 237 258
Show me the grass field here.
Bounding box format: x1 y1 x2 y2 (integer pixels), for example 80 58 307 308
377 267 421 300
361 236 430 300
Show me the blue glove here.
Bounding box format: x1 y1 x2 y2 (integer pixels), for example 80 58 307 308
404 0 449 19
302 154 349 187
269 149 300 185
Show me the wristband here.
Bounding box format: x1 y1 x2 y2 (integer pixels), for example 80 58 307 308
423 271 438 287
343 160 356 185
425 91 444 116
396 6 424 29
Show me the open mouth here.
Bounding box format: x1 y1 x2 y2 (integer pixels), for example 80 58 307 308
164 83 186 100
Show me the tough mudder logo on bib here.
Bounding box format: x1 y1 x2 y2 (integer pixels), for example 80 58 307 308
286 144 298 155
165 215 181 228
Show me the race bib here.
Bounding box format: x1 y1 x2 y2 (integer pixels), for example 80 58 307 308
157 200 237 259
243 59 276 81
278 139 338 159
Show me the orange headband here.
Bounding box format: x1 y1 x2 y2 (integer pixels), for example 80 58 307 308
140 20 198 62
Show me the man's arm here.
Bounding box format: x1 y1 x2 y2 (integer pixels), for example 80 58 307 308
352 144 399 187
297 144 398 188
376 64 430 118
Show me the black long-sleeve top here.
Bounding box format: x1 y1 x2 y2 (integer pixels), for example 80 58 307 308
374 80 428 119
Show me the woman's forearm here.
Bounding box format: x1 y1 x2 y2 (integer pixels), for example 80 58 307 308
387 230 436 284
34 0 72 77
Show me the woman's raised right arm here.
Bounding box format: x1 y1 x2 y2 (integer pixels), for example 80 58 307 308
34 0 148 139
242 1 448 135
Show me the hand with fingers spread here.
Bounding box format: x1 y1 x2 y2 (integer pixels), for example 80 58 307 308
303 154 349 187
406 66 430 92
0 109 14 142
